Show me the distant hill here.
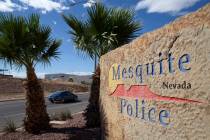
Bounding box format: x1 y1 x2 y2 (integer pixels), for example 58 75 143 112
45 73 92 84
0 76 89 94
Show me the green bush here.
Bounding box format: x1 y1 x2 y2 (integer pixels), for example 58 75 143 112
3 119 17 133
81 81 91 85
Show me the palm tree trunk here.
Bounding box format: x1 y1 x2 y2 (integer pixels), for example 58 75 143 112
84 65 100 127
24 67 50 134
94 54 97 72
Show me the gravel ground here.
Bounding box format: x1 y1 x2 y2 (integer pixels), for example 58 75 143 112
0 113 100 140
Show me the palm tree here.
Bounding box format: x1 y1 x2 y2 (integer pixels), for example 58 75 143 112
0 14 61 134
63 3 141 127
63 3 141 70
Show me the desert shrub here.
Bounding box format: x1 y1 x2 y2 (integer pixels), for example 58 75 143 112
3 119 17 133
60 111 73 121
50 110 73 121
68 78 74 82
50 113 60 121
81 81 91 85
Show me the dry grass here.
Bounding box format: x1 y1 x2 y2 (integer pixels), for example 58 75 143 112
3 119 17 133
50 110 73 121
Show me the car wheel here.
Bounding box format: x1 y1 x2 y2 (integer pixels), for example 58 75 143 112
62 99 65 103
50 100 54 103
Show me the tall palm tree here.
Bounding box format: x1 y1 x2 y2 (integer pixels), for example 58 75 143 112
63 3 141 127
0 14 61 134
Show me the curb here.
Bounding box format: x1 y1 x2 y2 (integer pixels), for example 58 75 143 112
0 97 48 102
0 98 25 102
72 111 84 115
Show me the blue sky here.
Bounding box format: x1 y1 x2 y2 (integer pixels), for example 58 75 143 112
0 0 209 78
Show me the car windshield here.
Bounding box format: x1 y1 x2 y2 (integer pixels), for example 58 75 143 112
49 92 62 96
61 92 70 96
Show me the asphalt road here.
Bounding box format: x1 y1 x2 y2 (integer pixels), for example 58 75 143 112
0 92 89 131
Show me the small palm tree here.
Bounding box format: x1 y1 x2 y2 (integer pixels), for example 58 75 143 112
0 14 61 134
63 3 141 127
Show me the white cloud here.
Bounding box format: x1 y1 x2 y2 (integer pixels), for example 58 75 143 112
67 72 93 75
11 72 25 78
0 0 21 12
11 71 93 78
135 0 200 14
0 0 70 13
19 0 69 13
41 10 47 14
11 71 46 79
0 0 99 13
83 0 96 8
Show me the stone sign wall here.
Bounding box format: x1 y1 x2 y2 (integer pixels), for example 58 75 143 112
100 4 210 140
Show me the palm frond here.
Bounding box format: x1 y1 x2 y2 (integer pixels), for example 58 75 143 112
0 14 61 69
39 39 61 65
63 3 142 59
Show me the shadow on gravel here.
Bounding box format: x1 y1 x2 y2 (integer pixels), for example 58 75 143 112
0 113 100 140
44 127 101 140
